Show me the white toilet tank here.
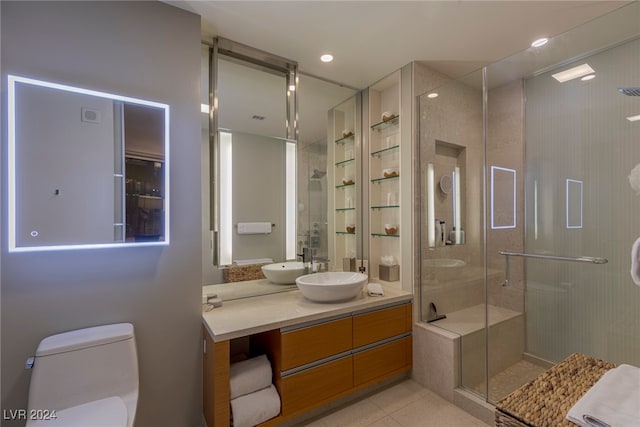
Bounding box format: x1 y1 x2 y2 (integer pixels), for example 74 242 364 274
27 323 138 427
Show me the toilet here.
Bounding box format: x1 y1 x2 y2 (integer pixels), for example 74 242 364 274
26 323 139 427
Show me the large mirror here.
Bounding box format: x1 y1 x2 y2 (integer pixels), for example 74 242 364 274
8 75 169 251
201 40 357 286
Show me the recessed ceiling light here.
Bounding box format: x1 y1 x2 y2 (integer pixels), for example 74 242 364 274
551 64 595 83
581 74 596 81
626 114 640 122
200 103 209 114
427 93 438 99
320 54 333 63
289 84 296 91
531 38 549 48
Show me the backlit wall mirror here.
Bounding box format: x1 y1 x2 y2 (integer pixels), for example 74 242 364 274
8 75 169 251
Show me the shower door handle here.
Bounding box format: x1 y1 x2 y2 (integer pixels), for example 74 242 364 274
499 251 608 287
499 251 608 264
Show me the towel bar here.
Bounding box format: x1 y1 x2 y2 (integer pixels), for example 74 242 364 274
499 251 607 287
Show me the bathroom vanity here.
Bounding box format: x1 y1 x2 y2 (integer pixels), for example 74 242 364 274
202 284 412 426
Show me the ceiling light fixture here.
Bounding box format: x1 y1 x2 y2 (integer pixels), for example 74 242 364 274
581 74 596 81
531 38 549 48
289 84 296 91
626 114 640 122
427 93 438 99
320 54 333 63
200 103 209 114
552 64 595 82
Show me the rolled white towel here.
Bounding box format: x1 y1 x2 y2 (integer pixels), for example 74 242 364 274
230 354 272 399
231 385 280 427
566 364 640 427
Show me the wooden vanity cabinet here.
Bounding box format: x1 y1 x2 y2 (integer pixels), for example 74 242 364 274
280 317 352 370
203 301 413 427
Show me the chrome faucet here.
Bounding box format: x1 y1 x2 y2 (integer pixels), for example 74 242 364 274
297 247 329 273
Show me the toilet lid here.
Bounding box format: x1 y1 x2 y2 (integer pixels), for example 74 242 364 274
27 396 128 427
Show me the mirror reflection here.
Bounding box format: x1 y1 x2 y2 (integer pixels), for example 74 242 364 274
201 41 356 286
9 75 169 251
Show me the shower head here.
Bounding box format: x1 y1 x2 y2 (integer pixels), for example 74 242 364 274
311 169 326 179
618 87 640 96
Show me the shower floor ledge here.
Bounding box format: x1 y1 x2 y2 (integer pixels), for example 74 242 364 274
430 304 522 336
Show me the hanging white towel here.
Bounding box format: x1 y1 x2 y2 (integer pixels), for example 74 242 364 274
233 258 273 266
566 364 640 427
631 237 640 287
237 222 272 235
230 385 280 427
229 354 272 400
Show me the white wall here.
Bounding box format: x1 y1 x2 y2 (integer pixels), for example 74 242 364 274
1 2 202 426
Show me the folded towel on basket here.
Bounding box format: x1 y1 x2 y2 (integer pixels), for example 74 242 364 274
231 385 280 427
229 354 272 400
566 363 640 427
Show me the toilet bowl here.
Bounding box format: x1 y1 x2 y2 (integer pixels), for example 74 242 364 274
26 323 139 427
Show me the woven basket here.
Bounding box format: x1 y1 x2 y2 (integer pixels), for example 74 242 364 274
494 353 615 427
223 264 267 283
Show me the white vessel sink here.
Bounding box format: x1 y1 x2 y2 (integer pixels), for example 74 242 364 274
295 272 368 303
423 258 466 268
261 262 306 284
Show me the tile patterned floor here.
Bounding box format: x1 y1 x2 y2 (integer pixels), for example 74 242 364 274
469 360 547 402
299 380 490 427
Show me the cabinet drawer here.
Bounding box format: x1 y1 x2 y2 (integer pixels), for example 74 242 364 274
280 356 353 416
353 336 412 386
281 317 352 370
353 304 411 348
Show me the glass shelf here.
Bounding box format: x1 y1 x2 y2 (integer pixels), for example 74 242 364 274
370 115 400 131
371 145 400 157
336 208 356 211
371 233 400 238
335 158 355 166
335 183 356 189
336 231 357 235
371 205 400 210
335 134 355 144
371 175 399 183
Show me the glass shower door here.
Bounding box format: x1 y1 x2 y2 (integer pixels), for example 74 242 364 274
485 3 640 403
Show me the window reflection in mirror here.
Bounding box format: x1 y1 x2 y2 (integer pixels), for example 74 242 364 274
8 75 169 251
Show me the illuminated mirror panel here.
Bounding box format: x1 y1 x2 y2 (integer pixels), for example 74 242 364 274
566 178 583 229
8 75 169 251
491 166 516 229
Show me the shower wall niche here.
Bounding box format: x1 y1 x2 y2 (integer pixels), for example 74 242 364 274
433 140 466 247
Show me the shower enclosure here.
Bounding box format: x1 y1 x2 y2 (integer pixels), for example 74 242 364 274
418 3 640 405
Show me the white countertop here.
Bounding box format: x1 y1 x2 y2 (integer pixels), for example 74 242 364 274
202 282 412 342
